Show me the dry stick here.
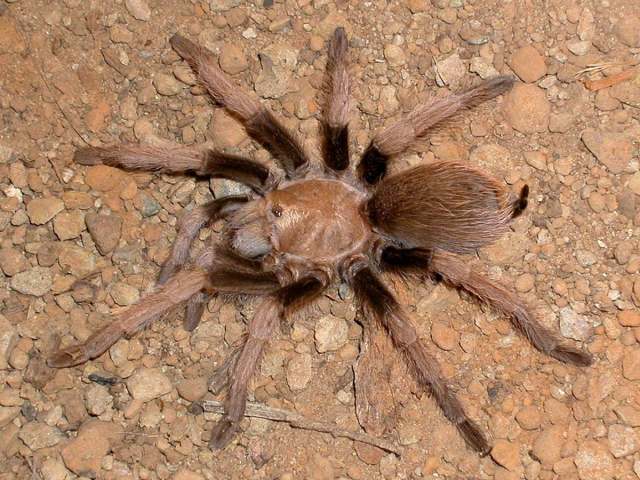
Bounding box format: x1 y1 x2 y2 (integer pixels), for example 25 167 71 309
583 67 638 91
201 399 401 455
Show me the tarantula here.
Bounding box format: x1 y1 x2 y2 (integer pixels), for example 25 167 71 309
48 28 592 454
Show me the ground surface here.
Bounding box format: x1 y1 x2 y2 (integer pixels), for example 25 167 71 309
1 0 640 479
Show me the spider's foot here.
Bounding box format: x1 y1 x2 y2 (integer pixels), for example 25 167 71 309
209 418 239 450
47 344 91 368
458 419 491 456
550 344 593 367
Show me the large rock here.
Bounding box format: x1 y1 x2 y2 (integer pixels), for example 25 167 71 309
61 420 123 477
85 212 123 255
26 197 64 225
509 45 546 83
581 129 633 174
10 267 52 296
503 83 550 133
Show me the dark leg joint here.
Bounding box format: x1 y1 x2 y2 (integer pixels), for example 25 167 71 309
321 122 349 171
511 184 529 219
378 246 433 273
358 142 389 185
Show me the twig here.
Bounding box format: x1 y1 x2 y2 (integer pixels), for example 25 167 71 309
583 66 638 91
201 399 401 456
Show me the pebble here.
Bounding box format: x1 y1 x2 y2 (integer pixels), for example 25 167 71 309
210 109 247 149
0 315 17 370
154 73 183 96
470 57 499 79
607 424 639 458
435 53 466 87
39 457 70 480
85 212 123 255
18 422 63 450
314 315 348 353
85 165 125 192
615 16 640 47
622 348 640 381
581 130 633 174
176 377 208 401
430 322 458 351
515 273 535 292
59 245 96 277
567 40 591 56
0 247 27 276
0 406 20 428
286 353 312 391
111 282 140 306
490 439 520 471
548 112 573 133
126 368 172 402
618 310 640 327
531 426 564 465
383 44 405 67
53 210 85 240
509 45 546 83
26 197 64 225
173 470 205 480
10 267 52 296
209 0 240 11
61 420 123 476
125 0 151 21
515 406 541 430
219 44 248 74
575 440 614 480
85 384 113 416
559 307 592 341
503 84 550 133
628 172 640 195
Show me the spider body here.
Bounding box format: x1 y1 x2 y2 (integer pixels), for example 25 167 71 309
49 28 592 455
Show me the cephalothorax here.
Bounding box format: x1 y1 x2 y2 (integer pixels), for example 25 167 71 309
49 29 592 454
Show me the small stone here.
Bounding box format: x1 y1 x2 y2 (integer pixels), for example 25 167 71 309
85 100 110 133
126 368 172 402
210 109 247 149
531 426 564 465
85 384 113 416
559 307 592 341
314 315 349 353
125 0 151 20
286 353 312 391
628 172 640 195
581 130 633 174
110 24 134 44
524 151 547 171
85 212 123 255
618 310 640 327
430 322 458 351
491 439 521 472
61 420 123 477
622 348 640 381
59 245 96 277
515 406 541 430
53 210 86 240
576 250 597 267
219 44 248 74
209 0 240 11
177 377 208 401
548 112 573 133
509 45 546 83
503 84 550 133
11 267 52 296
608 424 639 458
614 405 640 427
173 470 205 480
0 247 27 276
85 165 125 192
110 282 140 306
39 457 70 480
154 73 182 96
18 422 63 450
567 40 591 56
575 440 614 480
435 53 466 87
384 44 405 67
470 56 499 79
407 0 428 13
588 191 605 213
26 197 64 225
0 406 20 428
0 315 17 370
577 9 595 41
615 16 640 47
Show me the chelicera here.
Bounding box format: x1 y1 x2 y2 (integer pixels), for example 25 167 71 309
49 28 592 454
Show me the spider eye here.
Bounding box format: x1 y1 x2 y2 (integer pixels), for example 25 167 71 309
271 204 283 217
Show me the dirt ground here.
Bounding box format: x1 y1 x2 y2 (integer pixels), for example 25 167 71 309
1 0 640 478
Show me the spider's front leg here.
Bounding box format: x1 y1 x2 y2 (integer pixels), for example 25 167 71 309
210 275 327 449
349 266 491 455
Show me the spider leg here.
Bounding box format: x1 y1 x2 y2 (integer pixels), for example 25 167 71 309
321 27 350 172
350 266 490 455
210 276 326 449
158 195 249 285
380 247 593 367
48 269 209 368
75 144 277 193
170 34 309 177
357 76 515 185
